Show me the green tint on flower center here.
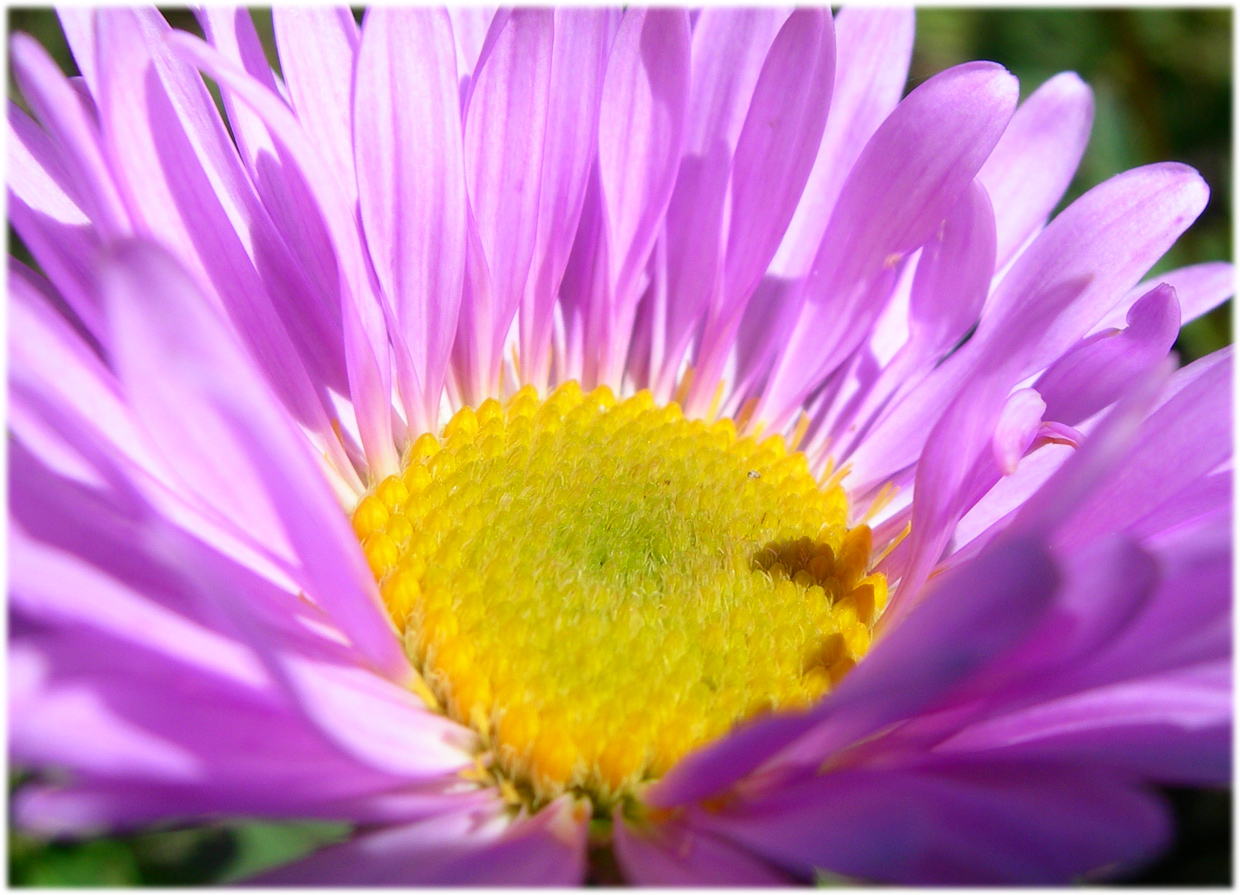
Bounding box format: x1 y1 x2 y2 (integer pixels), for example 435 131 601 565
351 382 886 804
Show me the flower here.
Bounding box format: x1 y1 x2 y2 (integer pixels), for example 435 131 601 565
8 6 1232 885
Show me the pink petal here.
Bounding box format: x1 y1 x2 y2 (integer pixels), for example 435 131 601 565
198 8 350 400
1053 345 1231 547
10 31 129 235
169 30 399 477
94 10 340 444
56 9 99 94
1095 259 1235 331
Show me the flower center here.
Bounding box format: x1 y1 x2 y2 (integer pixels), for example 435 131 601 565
352 382 885 804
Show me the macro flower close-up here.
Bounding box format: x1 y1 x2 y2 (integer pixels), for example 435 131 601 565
7 6 1233 885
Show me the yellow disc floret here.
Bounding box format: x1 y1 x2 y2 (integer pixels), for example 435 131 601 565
353 382 886 804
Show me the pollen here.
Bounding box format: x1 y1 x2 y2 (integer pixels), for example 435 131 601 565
353 382 886 804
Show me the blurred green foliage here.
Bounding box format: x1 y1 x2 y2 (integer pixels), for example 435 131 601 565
6 7 1233 887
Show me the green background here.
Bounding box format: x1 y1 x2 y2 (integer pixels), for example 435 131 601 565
7 6 1232 886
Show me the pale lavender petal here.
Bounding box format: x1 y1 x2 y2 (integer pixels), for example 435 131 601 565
1095 259 1235 331
697 762 1169 884
11 628 445 834
1036 283 1181 425
613 814 792 885
832 180 996 452
759 62 1019 427
654 7 789 394
850 163 1209 493
198 8 349 398
890 331 1055 620
447 7 496 94
455 10 554 399
907 180 998 362
94 10 339 443
991 387 1046 475
354 8 467 433
271 8 360 198
10 32 129 234
8 101 105 338
593 8 691 385
262 795 589 884
100 239 407 680
56 9 99 94
770 6 915 279
688 9 836 414
518 9 615 391
978 72 1094 270
170 30 399 477
8 267 156 484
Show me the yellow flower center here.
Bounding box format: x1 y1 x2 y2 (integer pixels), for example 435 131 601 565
351 381 885 805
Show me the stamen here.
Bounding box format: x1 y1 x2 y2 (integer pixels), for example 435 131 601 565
352 382 886 804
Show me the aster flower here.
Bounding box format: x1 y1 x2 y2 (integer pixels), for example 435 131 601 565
8 7 1232 885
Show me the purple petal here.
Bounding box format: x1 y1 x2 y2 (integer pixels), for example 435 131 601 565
56 9 99 94
697 761 1169 883
833 179 997 454
941 662 1230 786
1036 283 1181 425
448 8 496 93
10 31 129 235
7 101 106 339
1054 345 1230 547
978 72 1094 270
99 239 408 680
759 61 1019 427
770 6 915 279
198 8 350 399
94 10 342 445
354 8 467 433
613 813 793 885
261 795 589 884
169 30 398 477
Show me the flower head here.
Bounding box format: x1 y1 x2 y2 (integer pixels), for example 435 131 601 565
9 7 1232 884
